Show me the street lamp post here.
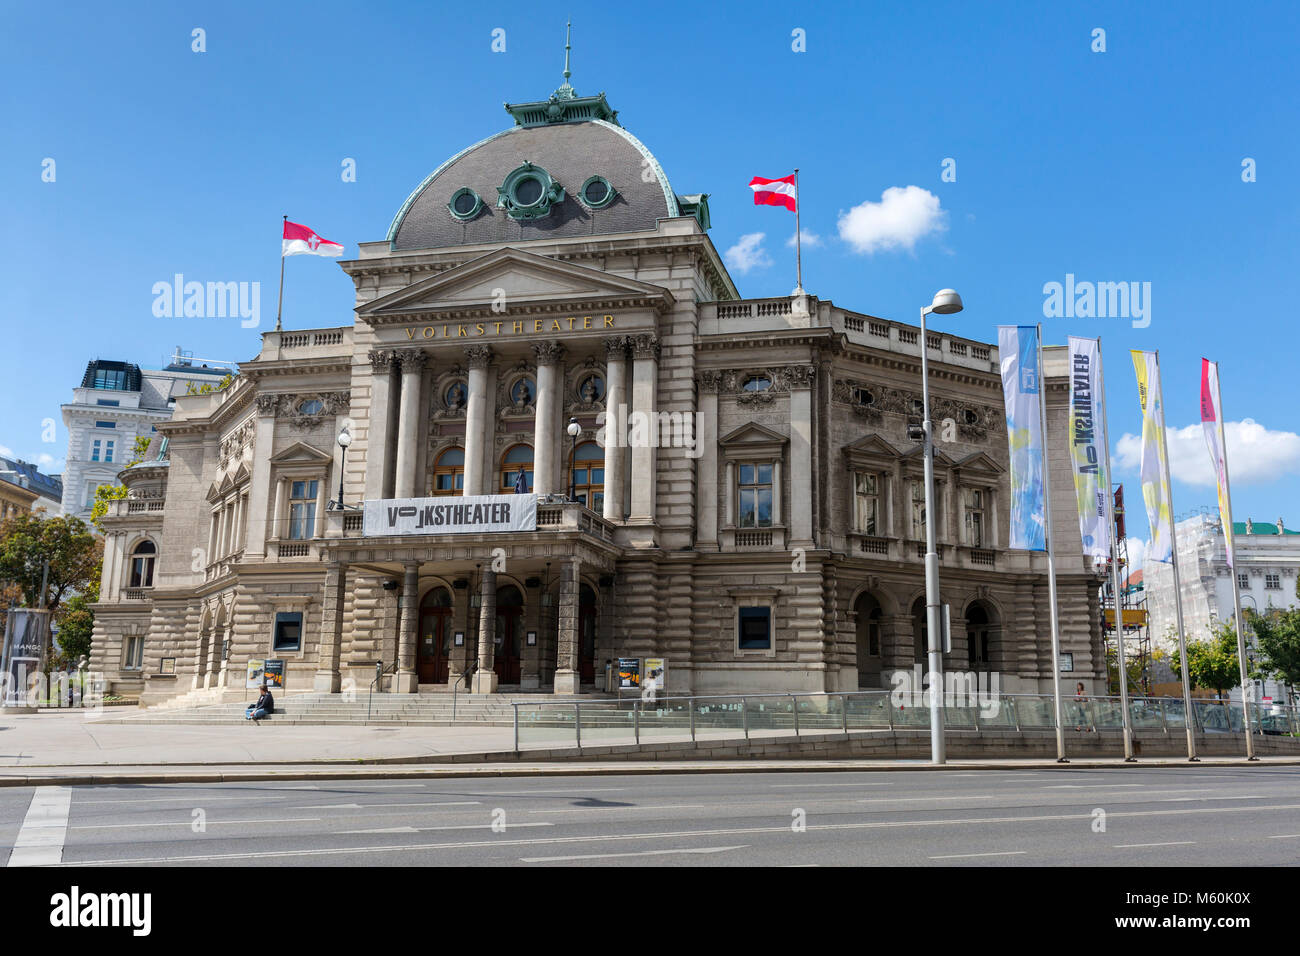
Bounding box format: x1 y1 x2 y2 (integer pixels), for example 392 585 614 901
919 289 963 765
335 426 352 509
566 418 581 502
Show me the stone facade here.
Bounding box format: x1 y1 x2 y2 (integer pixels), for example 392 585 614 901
89 84 1105 704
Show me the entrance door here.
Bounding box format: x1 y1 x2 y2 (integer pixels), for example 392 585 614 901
494 585 523 685
418 588 452 684
578 584 597 684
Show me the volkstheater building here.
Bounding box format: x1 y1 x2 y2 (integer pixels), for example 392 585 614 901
91 77 1105 705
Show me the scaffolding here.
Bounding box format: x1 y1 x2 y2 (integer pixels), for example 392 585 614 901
1101 483 1153 695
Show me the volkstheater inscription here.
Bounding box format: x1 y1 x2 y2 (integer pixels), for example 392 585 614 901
363 493 538 536
403 314 618 340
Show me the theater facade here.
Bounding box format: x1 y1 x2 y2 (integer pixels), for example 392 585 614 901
91 78 1106 705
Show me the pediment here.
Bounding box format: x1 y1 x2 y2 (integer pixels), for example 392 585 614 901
719 422 788 447
953 450 1004 475
843 433 901 459
358 247 675 318
269 441 335 465
900 444 957 468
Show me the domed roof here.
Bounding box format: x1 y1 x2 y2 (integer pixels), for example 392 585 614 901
387 115 680 252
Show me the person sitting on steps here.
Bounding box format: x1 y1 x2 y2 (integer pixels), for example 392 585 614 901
246 683 274 723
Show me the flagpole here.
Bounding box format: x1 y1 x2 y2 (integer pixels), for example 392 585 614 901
1154 349 1198 761
1038 326 1067 763
275 214 287 332
793 168 803 295
1098 338 1136 760
1213 361 1257 759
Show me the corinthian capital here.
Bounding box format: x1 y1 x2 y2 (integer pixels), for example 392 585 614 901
464 345 494 370
631 333 660 360
368 348 397 372
603 335 630 359
532 340 566 366
395 348 428 373
254 394 280 416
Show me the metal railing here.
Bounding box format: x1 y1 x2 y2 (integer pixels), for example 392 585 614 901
509 690 1296 753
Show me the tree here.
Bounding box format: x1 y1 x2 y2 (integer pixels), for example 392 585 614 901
88 435 153 532
1247 607 1300 693
1169 620 1242 697
0 512 102 616
185 373 234 396
52 573 99 667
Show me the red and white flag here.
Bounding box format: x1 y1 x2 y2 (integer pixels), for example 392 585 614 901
749 174 797 212
282 220 344 258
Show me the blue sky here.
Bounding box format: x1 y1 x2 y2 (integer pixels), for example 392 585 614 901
4 0 1298 567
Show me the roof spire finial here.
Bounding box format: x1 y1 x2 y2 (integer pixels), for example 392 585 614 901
563 20 571 83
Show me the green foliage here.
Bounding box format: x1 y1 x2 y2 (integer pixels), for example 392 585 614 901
0 511 101 615
185 373 234 396
87 435 154 533
1170 620 1244 696
53 590 96 666
1247 608 1300 689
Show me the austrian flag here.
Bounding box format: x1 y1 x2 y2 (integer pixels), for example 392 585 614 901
749 174 797 212
282 220 344 258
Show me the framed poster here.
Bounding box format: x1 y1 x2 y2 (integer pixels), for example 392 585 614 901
263 659 286 689
246 659 266 689
1059 652 1074 673
159 657 176 675
454 631 465 647
644 657 666 691
526 630 537 647
617 658 640 689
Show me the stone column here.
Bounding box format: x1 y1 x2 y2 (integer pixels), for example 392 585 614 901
553 558 581 695
772 460 783 526
364 350 397 501
532 341 565 496
472 569 499 693
724 460 735 526
314 563 346 692
244 394 279 556
393 349 427 500
788 365 815 546
603 336 630 522
463 346 493 496
207 511 218 568
694 370 719 547
394 561 419 693
628 333 659 524
272 477 288 543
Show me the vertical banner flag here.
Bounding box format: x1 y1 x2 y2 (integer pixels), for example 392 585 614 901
1131 350 1173 563
998 326 1046 551
1067 337 1110 561
1200 359 1234 568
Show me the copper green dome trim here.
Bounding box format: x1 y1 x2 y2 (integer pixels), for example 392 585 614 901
589 119 679 219
385 127 517 245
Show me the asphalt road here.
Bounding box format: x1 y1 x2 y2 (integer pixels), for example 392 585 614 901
3 766 1299 866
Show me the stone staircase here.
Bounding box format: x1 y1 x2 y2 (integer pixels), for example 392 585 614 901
100 690 583 727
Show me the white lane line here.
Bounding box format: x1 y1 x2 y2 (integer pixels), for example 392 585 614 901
298 802 481 810
72 817 321 830
1113 841 1196 848
930 850 1027 860
521 845 748 863
1043 784 1145 789
64 803 1300 867
341 822 555 835
526 804 706 815
78 795 290 805
479 788 628 795
770 782 893 788
8 786 72 867
1268 834 1300 839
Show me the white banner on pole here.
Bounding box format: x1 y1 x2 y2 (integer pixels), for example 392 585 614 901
1067 336 1111 562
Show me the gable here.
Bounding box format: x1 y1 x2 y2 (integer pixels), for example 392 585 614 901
268 441 335 465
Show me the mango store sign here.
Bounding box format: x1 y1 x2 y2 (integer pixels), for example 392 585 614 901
363 494 537 536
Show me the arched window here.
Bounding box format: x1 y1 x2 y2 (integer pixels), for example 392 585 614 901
129 539 156 588
570 442 604 511
432 447 465 496
500 444 534 493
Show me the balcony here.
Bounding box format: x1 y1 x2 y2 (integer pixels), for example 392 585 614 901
326 498 615 543
121 587 153 601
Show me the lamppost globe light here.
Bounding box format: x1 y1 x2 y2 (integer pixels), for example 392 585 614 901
566 419 581 437
928 289 963 315
335 428 351 510
337 428 352 448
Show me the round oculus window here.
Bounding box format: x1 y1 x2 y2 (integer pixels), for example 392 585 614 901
453 192 477 215
584 180 608 204
514 176 544 206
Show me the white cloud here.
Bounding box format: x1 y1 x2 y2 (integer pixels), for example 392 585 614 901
1115 418 1300 487
35 453 59 469
723 232 772 274
0 445 12 459
837 185 947 254
786 228 822 249
1122 537 1146 575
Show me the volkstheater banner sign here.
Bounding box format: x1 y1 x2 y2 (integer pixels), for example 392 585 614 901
363 493 538 536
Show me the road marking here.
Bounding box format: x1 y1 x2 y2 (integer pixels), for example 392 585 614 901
8 787 72 867
298 801 481 810
340 822 555 835
72 817 322 830
63 803 1300 866
78 795 290 805
769 782 893 788
526 804 706 814
520 845 748 863
1113 841 1196 848
1043 784 1144 789
929 850 1027 860
1267 834 1300 839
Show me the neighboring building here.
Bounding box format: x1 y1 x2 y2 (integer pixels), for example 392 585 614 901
60 350 233 520
0 457 64 517
90 73 1105 705
1144 513 1300 704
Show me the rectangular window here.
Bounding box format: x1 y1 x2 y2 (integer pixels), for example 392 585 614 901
737 606 771 650
1266 574 1281 590
964 489 985 547
737 463 773 528
95 399 120 407
93 368 127 390
95 420 116 428
854 472 879 535
910 481 936 539
288 480 318 540
91 439 101 462
1238 573 1249 590
123 636 144 670
104 440 114 463
273 612 303 652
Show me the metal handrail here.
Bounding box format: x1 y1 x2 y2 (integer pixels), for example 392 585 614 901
367 660 399 724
